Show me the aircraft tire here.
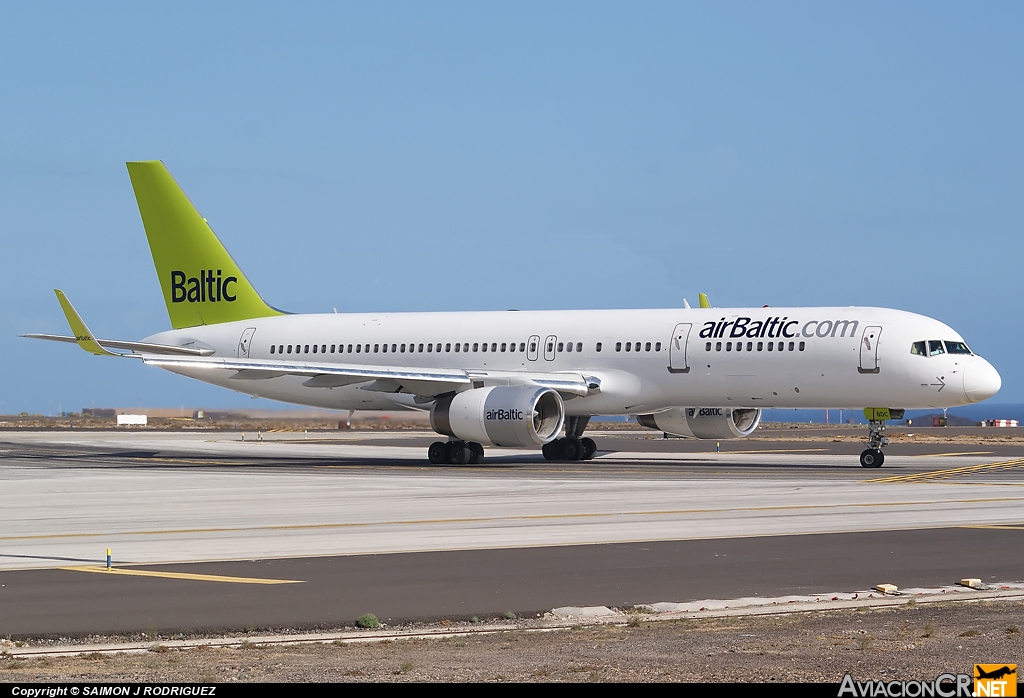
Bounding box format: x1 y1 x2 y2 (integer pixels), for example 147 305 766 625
581 437 597 460
542 440 558 460
562 438 582 461
448 441 471 465
428 441 447 465
860 448 884 468
468 442 484 464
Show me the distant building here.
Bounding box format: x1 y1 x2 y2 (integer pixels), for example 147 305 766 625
984 419 1018 427
82 408 116 418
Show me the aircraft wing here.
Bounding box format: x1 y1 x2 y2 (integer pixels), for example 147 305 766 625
21 333 214 357
27 289 592 399
143 354 591 399
21 290 215 357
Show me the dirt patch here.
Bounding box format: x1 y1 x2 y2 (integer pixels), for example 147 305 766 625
1 601 1019 682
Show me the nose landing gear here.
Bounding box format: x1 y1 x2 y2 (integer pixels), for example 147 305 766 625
859 408 903 468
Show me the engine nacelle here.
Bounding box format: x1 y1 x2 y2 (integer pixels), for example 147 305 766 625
430 386 565 447
637 407 761 439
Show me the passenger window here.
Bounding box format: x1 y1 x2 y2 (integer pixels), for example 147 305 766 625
654 342 661 352
746 342 752 351
481 343 488 352
945 341 971 355
355 344 361 353
767 342 773 351
322 345 327 353
330 345 335 353
374 344 379 353
929 340 945 356
348 344 353 353
270 345 276 354
279 345 284 354
400 344 405 353
565 342 572 353
520 342 526 352
596 342 603 352
557 342 564 352
392 344 397 353
427 344 432 352
445 343 452 352
705 342 712 351
381 344 387 353
645 342 651 351
454 343 460 352
757 342 763 351
501 343 507 352
615 342 622 352
531 342 538 353
313 345 318 353
911 341 926 356
625 342 631 352
788 342 794 351
716 342 722 351
491 343 497 352
418 343 424 352
736 342 742 352
287 345 292 353
799 341 805 351
473 343 479 352
726 342 732 351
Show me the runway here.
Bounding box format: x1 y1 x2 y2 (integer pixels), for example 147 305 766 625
1 429 1022 636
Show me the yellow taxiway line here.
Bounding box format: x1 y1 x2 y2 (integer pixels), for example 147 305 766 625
865 457 1024 483
59 566 303 585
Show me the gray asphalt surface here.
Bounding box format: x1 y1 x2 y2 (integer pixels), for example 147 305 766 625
2 527 1022 637
1 429 1022 637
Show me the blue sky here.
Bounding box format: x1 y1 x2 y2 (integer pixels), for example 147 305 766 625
1 3 1022 413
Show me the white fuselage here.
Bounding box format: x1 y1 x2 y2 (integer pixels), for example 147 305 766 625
144 306 1000 415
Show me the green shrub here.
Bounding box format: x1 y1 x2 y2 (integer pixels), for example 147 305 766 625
356 614 380 629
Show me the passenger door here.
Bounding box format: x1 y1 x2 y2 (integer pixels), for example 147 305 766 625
668 323 692 373
859 326 881 374
544 335 557 361
527 335 540 362
237 327 257 358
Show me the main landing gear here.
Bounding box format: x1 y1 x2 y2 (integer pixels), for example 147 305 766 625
428 440 484 465
542 416 598 462
859 417 889 469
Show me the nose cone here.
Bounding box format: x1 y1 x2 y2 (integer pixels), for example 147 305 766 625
963 358 1001 403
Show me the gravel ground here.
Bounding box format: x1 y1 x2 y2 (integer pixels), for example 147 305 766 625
1 601 1020 683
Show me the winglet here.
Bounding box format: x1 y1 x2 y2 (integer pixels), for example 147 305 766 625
698 293 711 308
53 290 118 356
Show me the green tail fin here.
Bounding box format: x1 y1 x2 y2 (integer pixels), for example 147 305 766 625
126 161 283 329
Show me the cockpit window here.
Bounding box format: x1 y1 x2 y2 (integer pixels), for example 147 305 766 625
910 341 926 356
945 341 972 355
928 340 945 356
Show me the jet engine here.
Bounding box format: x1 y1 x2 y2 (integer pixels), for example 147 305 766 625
430 386 565 447
636 407 761 439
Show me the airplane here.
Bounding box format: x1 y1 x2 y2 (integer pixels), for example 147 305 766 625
24 161 1002 468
